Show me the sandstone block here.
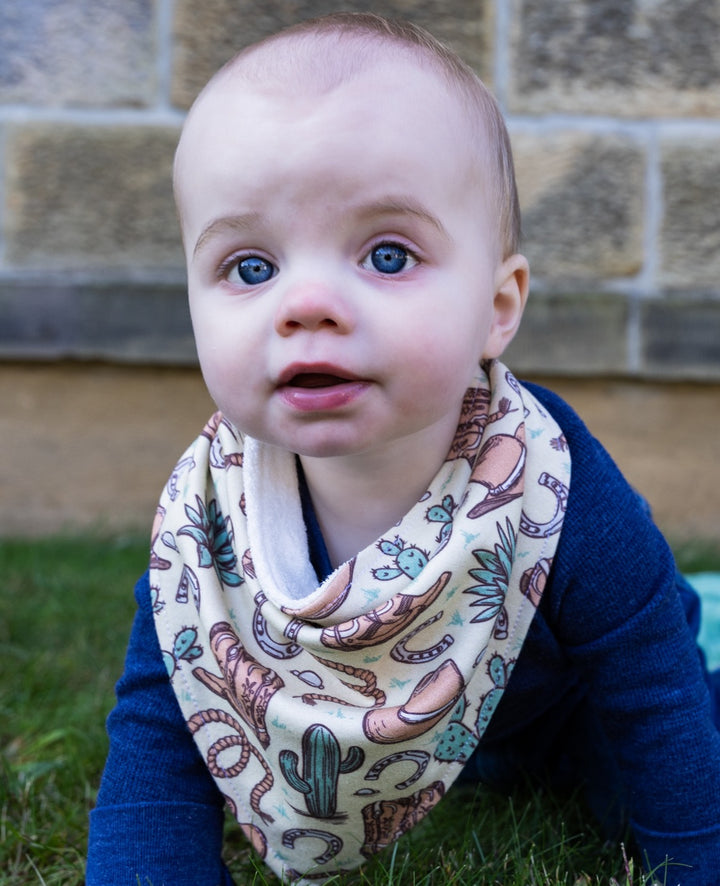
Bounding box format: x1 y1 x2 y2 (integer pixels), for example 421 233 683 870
641 296 720 379
0 280 196 363
659 139 720 290
505 291 630 376
512 131 645 281
5 124 184 270
508 0 720 117
171 0 491 109
0 0 157 107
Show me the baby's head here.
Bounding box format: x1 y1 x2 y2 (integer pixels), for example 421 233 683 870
173 13 528 462
175 12 520 261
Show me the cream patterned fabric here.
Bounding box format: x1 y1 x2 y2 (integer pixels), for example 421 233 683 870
151 360 571 883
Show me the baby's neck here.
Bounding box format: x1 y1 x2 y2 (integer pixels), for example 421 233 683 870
298 435 452 569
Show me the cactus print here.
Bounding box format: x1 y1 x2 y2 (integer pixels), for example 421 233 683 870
279 723 364 819
151 360 571 884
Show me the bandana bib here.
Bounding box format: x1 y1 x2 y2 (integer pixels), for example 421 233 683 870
151 360 570 883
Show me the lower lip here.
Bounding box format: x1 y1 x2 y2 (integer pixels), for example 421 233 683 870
278 381 370 412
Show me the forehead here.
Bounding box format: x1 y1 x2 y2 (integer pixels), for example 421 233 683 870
172 43 494 257
175 44 480 192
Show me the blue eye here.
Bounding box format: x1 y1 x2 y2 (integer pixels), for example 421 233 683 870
235 255 275 285
369 244 410 274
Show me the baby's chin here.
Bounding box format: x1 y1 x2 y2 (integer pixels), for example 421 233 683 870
288 437 378 461
229 421 373 461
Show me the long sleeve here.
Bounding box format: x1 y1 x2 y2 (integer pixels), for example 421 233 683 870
525 384 720 884
87 572 234 886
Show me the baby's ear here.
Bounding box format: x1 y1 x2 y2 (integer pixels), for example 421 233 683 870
483 254 529 359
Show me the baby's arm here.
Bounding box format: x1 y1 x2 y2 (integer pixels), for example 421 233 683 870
558 546 720 882
530 384 720 884
87 571 234 886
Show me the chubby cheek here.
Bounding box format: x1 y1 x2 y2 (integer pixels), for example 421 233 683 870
396 315 484 392
197 359 265 438
194 349 234 418
191 318 225 393
191 316 260 418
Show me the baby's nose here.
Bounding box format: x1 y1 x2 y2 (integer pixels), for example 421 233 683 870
274 279 354 335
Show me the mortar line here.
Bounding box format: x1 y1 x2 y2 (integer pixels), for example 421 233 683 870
156 0 176 111
0 106 185 126
504 114 720 136
626 293 642 374
0 124 7 269
642 125 663 296
493 0 511 110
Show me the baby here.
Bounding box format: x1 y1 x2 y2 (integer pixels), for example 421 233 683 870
87 13 720 886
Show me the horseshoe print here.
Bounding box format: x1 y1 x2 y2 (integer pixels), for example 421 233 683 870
284 618 304 644
390 610 454 664
281 828 343 865
363 750 430 790
253 592 302 659
520 472 569 539
165 455 195 502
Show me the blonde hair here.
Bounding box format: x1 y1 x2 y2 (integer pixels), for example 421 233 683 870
190 13 521 258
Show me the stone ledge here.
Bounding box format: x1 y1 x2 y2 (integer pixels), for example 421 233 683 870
0 280 196 364
3 364 718 540
505 291 630 376
3 283 720 381
640 296 720 379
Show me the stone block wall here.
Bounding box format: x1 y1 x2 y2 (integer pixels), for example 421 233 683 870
1 0 719 379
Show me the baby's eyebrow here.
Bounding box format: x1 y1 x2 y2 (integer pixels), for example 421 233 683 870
193 213 262 258
357 197 449 240
191 198 448 259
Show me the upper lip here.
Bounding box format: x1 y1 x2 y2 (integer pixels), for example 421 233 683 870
276 362 363 387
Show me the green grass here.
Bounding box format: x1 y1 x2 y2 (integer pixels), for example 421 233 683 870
219 783 657 885
1 535 147 886
670 538 720 575
2 536 718 885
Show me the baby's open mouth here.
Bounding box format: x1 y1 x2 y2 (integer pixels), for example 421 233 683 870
287 373 351 388
277 368 369 410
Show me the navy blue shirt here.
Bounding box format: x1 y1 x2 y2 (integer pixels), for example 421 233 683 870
87 384 720 886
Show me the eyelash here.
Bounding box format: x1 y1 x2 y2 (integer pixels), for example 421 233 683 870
215 239 421 284
216 251 274 282
363 237 420 264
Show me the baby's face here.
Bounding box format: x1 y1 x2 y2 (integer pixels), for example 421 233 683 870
176 56 509 461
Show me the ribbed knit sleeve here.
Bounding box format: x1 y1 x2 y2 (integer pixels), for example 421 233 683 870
526 383 720 885
87 572 235 886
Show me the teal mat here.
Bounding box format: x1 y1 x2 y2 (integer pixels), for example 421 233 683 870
689 573 720 671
